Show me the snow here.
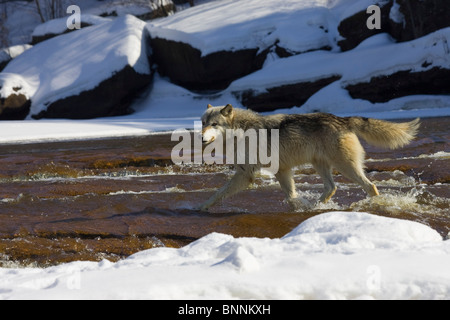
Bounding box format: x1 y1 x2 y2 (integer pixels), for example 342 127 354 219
31 14 111 37
331 0 389 21
0 0 173 47
2 14 150 118
1 212 448 300
147 0 335 55
228 29 450 92
0 45 32 65
389 0 406 26
1 68 449 145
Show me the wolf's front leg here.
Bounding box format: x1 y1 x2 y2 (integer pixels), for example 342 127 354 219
199 167 255 211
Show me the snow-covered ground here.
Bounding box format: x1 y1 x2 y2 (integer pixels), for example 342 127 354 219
1 212 449 300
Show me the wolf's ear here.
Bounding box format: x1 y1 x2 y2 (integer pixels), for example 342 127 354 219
220 104 233 117
207 104 213 109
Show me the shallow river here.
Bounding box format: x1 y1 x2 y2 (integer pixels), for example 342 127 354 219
0 117 448 267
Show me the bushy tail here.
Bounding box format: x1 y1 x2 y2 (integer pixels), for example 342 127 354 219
348 117 420 149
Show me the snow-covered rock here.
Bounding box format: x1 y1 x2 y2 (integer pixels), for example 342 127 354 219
229 29 450 112
337 0 450 51
0 73 34 120
147 0 334 91
1 15 152 120
337 0 393 51
31 14 112 45
145 0 450 111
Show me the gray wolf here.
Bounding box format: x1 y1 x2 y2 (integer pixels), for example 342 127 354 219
199 104 420 211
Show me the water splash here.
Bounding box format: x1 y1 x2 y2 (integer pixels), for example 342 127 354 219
350 187 450 216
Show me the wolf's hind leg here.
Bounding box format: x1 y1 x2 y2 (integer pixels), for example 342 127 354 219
339 165 379 197
333 133 379 198
312 161 337 203
333 159 379 198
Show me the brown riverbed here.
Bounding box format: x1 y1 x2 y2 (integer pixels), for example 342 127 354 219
0 117 449 267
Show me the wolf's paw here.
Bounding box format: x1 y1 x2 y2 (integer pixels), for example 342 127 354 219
287 197 314 211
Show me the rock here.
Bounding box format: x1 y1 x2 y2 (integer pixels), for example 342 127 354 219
0 74 33 120
149 37 268 91
389 0 450 42
0 93 31 121
345 67 450 103
3 15 152 120
233 75 342 112
172 0 194 6
31 15 112 45
337 0 450 51
147 1 331 92
32 66 151 119
337 1 393 51
31 22 93 45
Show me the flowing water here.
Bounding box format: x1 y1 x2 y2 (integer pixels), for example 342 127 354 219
0 117 448 267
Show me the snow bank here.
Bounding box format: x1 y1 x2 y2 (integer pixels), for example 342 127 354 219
1 212 449 300
2 14 150 118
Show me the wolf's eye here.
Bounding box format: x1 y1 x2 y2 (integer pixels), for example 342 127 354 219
212 123 218 127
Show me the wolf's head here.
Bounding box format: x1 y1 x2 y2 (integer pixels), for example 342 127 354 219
201 104 234 145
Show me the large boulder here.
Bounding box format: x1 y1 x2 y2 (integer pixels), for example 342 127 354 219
147 0 332 91
337 0 450 51
31 15 111 45
0 74 33 120
345 66 450 103
33 66 151 119
149 37 267 91
2 15 152 120
234 75 341 112
229 27 450 112
389 0 450 42
337 1 393 52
